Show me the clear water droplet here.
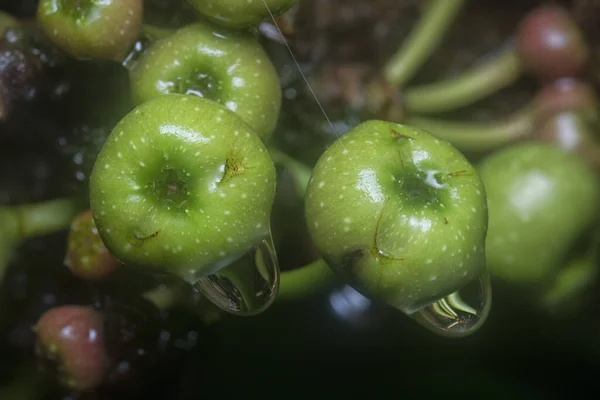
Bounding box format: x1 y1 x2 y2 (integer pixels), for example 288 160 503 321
193 232 279 316
408 269 492 337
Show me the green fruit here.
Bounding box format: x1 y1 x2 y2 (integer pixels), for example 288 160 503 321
37 0 143 61
479 142 600 284
89 94 276 281
129 21 281 141
305 121 488 313
188 0 297 29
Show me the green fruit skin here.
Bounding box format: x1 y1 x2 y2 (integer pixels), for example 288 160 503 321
37 0 143 61
479 142 600 285
130 21 281 141
188 0 297 28
89 94 276 281
305 121 488 313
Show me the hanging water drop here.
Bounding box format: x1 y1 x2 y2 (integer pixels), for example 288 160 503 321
408 269 492 337
193 231 279 316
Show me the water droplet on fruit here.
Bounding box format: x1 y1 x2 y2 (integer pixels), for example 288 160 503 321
408 269 491 337
193 231 279 316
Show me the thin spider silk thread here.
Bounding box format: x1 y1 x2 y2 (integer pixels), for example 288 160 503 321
260 0 359 172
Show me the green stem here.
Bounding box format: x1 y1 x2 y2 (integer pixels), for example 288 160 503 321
268 147 312 197
539 230 600 312
16 198 82 240
0 11 19 34
143 282 223 325
142 284 180 311
141 24 173 41
404 47 523 114
266 150 339 302
1 198 82 280
277 259 338 302
383 0 466 88
406 107 533 153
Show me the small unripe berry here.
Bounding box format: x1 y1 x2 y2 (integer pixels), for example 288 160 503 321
65 210 119 280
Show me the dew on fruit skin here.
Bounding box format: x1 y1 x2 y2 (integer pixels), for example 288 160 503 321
408 269 491 337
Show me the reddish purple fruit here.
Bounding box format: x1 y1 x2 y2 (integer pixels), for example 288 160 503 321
532 79 600 174
65 210 119 280
35 305 108 390
534 113 600 175
531 78 599 126
516 5 589 81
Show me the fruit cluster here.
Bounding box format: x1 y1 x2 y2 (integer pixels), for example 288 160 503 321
0 0 599 395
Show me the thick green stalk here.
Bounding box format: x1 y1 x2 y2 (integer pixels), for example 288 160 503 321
383 0 466 88
268 147 311 196
17 198 81 239
407 108 533 153
404 47 522 114
0 10 18 33
1 198 81 279
277 259 338 302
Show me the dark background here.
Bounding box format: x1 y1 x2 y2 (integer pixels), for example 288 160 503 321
1 0 599 398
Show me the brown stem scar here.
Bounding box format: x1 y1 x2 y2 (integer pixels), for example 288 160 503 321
447 170 472 178
134 230 161 242
390 129 412 140
219 152 248 185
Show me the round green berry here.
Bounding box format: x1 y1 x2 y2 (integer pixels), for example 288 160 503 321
305 121 488 313
129 21 281 141
89 94 276 281
479 143 600 284
188 0 297 29
37 0 143 61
